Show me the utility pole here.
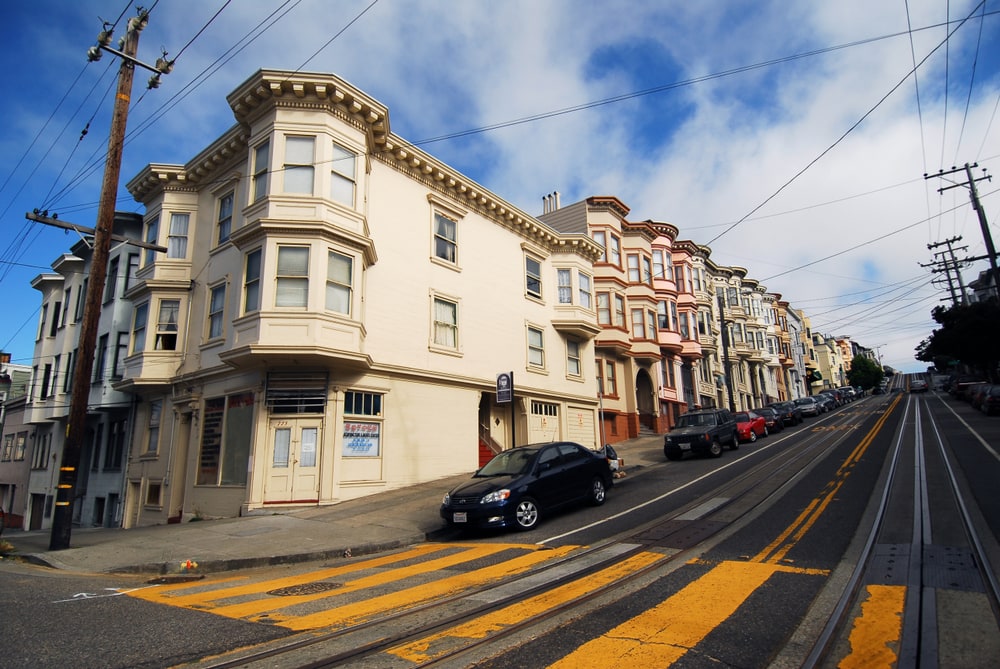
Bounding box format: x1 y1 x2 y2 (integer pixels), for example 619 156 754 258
922 236 967 306
47 10 167 551
926 164 1000 302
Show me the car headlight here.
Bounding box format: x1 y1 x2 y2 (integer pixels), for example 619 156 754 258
481 489 511 504
442 493 451 505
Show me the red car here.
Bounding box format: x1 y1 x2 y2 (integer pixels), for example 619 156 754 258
734 411 767 443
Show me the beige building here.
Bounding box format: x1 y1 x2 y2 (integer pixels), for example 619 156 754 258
118 69 603 525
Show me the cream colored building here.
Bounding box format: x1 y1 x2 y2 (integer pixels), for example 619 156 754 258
118 69 603 525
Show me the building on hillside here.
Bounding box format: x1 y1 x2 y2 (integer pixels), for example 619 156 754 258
21 212 143 531
540 196 704 439
1 356 33 530
117 69 604 526
783 305 808 399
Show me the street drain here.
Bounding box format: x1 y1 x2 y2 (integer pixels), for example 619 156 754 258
267 582 340 596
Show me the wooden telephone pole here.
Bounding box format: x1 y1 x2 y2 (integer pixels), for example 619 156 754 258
48 10 161 550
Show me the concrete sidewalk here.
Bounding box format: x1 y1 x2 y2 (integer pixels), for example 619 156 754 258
2 436 664 575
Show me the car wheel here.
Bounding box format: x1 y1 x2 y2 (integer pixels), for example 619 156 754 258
730 432 740 450
514 498 540 530
709 439 723 458
763 426 769 437
589 477 607 506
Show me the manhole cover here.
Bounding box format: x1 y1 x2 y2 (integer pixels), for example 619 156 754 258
267 582 340 596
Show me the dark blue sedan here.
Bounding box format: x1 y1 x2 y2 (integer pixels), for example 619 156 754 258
440 441 613 531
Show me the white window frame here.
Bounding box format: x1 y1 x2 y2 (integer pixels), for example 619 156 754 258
567 340 581 377
217 191 234 245
167 212 190 259
283 136 315 194
525 255 542 299
431 295 459 351
244 249 261 314
252 140 269 202
276 246 309 308
330 141 357 205
326 250 353 315
527 325 545 368
433 212 458 264
155 299 180 351
208 283 226 339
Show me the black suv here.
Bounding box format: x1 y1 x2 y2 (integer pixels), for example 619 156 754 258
664 408 739 460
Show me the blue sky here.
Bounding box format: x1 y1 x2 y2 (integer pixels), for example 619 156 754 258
1 0 998 374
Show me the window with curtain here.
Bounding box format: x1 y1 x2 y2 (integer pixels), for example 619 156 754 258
155 300 180 350
144 216 159 265
330 141 356 205
578 272 592 308
326 251 352 314
244 249 261 313
567 340 581 376
433 213 457 263
631 308 644 338
592 230 607 262
146 400 162 455
433 297 458 348
557 269 572 303
597 293 611 325
167 213 189 258
627 254 640 283
276 246 309 307
525 256 542 298
283 136 314 193
613 294 625 327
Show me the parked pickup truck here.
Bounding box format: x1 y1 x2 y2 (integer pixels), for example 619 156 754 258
663 408 739 460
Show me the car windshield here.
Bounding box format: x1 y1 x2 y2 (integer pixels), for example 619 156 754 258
476 448 537 476
677 413 716 427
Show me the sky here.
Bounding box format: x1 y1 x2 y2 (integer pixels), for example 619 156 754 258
1 0 998 375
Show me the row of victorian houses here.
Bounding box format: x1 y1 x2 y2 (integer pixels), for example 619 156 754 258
0 69 873 532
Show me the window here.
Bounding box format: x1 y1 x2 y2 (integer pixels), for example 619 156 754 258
208 284 226 339
27 432 43 467
613 294 626 327
132 303 148 353
145 481 162 507
283 136 314 193
631 308 644 339
124 253 139 293
155 300 179 351
48 303 60 336
61 289 71 326
217 191 233 244
653 249 667 281
343 391 383 457
527 326 545 367
244 249 261 313
597 293 611 325
52 355 60 393
75 279 87 321
525 256 542 299
93 334 108 382
198 393 254 486
105 419 127 470
113 332 128 379
330 141 356 205
144 216 159 266
608 233 621 266
1 434 12 461
105 257 119 303
326 251 352 314
37 304 47 340
90 424 104 471
252 141 269 201
647 309 657 340
593 230 606 261
567 340 581 376
670 301 679 332
276 246 309 307
558 269 572 303
532 401 558 417
432 296 458 349
64 350 75 392
167 213 189 259
679 311 690 339
40 364 52 398
432 213 458 264
145 400 162 455
605 360 617 396
657 301 669 329
627 254 640 283
578 272 592 308
643 256 653 284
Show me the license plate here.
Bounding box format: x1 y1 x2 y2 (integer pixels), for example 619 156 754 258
453 512 467 523
680 443 691 451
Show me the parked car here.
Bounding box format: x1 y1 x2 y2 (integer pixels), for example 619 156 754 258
838 386 857 402
967 382 992 409
818 389 843 406
733 411 768 442
768 401 803 426
663 408 739 460
753 406 785 433
814 394 835 412
980 385 1000 416
910 378 929 393
794 396 821 417
440 441 612 531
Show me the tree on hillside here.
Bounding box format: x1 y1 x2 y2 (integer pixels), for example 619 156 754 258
914 300 1000 381
847 355 884 390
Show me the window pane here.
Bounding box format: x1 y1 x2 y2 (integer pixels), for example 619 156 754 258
278 247 309 275
276 279 308 307
244 250 261 313
272 428 290 467
167 213 189 258
433 298 457 347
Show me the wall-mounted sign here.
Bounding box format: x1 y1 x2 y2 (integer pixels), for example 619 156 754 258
496 372 512 403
